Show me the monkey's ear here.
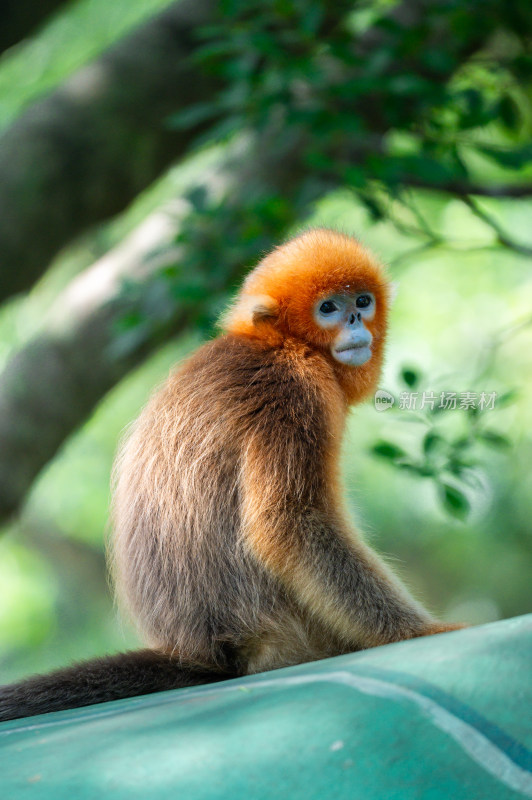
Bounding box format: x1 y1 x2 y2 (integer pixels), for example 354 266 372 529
249 294 279 325
388 281 399 305
220 293 279 333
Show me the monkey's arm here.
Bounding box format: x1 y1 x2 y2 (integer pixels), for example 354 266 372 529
241 410 454 649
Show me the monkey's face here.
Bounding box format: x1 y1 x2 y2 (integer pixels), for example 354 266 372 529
313 292 376 367
222 230 389 403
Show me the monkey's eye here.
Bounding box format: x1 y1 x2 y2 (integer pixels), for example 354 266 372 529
319 300 338 314
356 295 372 309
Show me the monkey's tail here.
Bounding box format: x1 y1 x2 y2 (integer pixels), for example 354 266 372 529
0 650 236 722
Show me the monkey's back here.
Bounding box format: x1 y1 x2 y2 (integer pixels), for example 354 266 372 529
111 334 330 668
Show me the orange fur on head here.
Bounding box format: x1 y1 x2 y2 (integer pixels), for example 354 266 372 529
223 228 390 404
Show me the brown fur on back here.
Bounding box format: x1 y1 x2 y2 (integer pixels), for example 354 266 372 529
112 334 348 672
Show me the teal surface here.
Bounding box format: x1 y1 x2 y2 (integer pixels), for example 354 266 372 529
1 616 531 799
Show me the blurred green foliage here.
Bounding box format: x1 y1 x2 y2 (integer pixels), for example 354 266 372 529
183 0 532 196
0 0 531 682
0 0 174 129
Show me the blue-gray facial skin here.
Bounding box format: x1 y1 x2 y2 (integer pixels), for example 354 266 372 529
313 292 375 366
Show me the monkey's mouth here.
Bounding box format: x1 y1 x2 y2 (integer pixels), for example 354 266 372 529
335 343 369 353
332 342 372 367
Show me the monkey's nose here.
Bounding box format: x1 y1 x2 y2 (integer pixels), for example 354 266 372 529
348 312 361 325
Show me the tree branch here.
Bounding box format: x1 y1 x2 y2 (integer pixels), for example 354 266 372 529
461 196 532 257
0 206 186 522
0 0 218 303
400 176 532 199
0 0 69 55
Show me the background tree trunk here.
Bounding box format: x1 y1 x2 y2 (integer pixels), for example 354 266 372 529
0 0 217 303
0 0 70 54
0 205 185 521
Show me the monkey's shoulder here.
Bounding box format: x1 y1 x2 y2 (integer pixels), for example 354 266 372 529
172 334 335 422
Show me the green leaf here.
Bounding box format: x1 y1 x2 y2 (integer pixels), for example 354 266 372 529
423 431 443 454
452 437 471 451
448 456 475 477
173 284 208 304
388 154 457 185
496 390 518 408
372 441 406 460
498 95 521 131
344 166 366 188
185 186 209 212
439 482 470 519
398 462 435 477
512 54 532 80
358 193 385 221
477 430 511 449
477 143 532 170
300 5 323 34
401 367 420 388
167 103 219 130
